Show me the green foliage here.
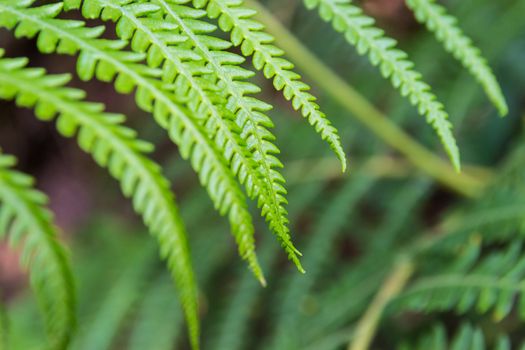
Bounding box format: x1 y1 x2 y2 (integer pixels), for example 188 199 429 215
0 151 74 349
0 0 520 349
64 0 269 282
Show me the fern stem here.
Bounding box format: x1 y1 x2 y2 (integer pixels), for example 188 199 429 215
349 257 414 350
246 0 485 198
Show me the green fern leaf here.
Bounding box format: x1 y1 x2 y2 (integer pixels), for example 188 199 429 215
0 0 265 287
147 0 304 271
0 52 200 348
405 0 508 116
0 151 75 350
63 0 267 284
303 0 460 170
194 0 347 172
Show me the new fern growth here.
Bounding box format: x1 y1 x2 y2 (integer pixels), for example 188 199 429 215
0 0 510 349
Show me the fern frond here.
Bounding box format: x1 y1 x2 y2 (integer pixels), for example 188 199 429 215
194 0 347 171
0 0 265 286
398 323 510 350
405 0 508 116
63 0 267 283
148 0 304 271
392 241 525 321
304 0 460 170
0 151 75 350
0 53 200 348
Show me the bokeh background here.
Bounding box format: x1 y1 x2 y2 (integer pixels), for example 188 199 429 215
1 0 525 349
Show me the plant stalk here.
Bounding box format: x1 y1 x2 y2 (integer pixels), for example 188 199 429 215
349 257 414 350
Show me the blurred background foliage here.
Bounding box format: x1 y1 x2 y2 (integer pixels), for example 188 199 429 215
1 0 525 349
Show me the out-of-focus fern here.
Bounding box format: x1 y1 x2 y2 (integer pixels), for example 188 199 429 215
209 182 326 350
70 242 156 350
392 241 525 321
268 174 374 349
398 323 511 350
128 275 183 350
405 0 508 116
0 152 75 350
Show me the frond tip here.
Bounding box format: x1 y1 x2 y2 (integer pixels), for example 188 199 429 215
0 152 75 350
406 0 508 116
304 0 460 171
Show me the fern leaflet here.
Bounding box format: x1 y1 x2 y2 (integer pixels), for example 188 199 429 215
405 0 508 116
398 323 511 350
